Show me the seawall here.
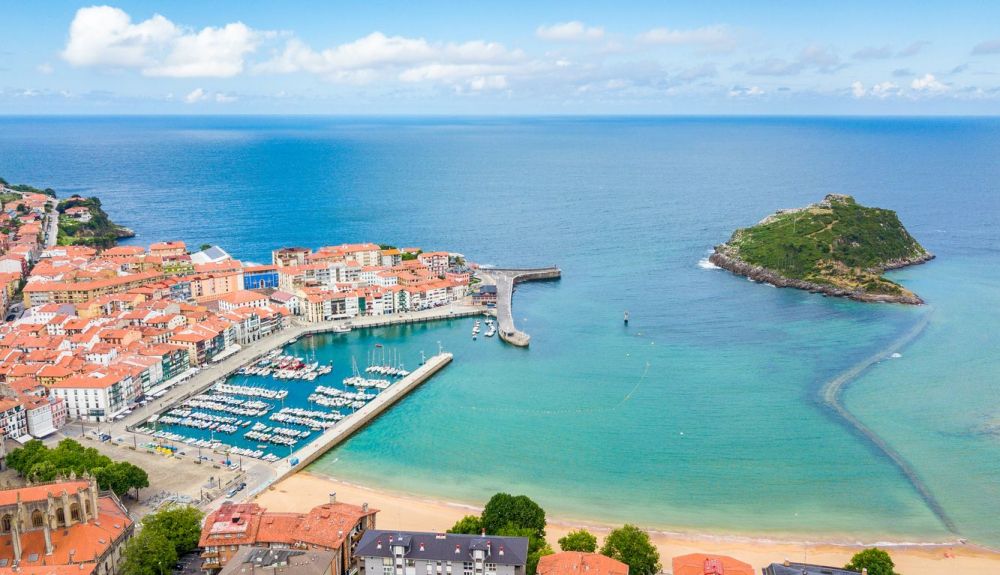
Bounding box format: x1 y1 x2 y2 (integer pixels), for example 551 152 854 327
485 267 561 347
708 250 928 305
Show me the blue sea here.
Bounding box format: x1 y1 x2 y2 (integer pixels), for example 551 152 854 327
2 116 999 546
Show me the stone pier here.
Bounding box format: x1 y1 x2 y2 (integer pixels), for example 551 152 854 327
480 267 561 347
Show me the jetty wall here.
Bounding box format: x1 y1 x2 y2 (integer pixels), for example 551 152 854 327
271 352 454 482
486 267 561 347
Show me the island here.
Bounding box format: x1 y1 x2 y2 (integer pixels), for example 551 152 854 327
709 194 934 304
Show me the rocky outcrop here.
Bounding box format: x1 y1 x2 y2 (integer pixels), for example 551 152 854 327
709 247 934 305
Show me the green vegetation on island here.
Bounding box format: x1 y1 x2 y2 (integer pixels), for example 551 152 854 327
57 195 135 248
6 438 150 498
710 194 933 304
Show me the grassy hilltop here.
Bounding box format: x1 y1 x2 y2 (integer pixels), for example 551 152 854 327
710 194 933 304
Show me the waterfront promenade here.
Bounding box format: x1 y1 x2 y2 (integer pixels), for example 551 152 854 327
480 267 561 346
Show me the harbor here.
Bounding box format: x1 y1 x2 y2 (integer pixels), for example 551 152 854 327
124 304 480 471
133 335 452 463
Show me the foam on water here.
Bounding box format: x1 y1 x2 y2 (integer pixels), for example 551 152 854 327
697 257 720 270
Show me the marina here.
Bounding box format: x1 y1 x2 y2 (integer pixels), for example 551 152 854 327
133 325 459 465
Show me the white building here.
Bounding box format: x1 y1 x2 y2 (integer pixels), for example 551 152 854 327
48 371 141 422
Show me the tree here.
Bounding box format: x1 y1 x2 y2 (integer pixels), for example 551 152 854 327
845 548 898 575
558 529 597 552
199 244 212 252
527 542 554 575
6 439 48 475
122 529 177 575
448 515 484 535
599 525 661 575
121 461 150 498
94 462 149 497
481 493 546 540
142 506 204 555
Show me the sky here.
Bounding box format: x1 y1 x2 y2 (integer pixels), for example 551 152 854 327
1 1 1000 115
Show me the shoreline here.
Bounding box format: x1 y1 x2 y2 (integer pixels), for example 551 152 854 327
255 472 1000 575
708 249 933 305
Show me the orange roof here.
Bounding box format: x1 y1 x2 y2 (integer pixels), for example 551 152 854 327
0 493 131 568
538 553 629 575
23 271 163 293
49 373 125 390
200 502 377 551
219 290 267 305
0 480 89 506
671 554 754 575
149 240 186 251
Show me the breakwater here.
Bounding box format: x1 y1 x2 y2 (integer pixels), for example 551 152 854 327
818 309 956 533
482 267 561 347
273 352 454 481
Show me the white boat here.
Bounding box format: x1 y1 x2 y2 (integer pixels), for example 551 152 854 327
331 325 351 333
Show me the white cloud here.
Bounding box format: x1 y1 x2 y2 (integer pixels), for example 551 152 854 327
62 6 259 78
851 81 866 98
184 88 208 103
728 85 764 98
745 45 842 76
468 75 508 91
36 63 54 75
911 73 948 92
871 81 900 98
257 32 524 88
144 23 258 77
183 88 237 104
637 25 735 51
535 21 604 42
851 80 901 99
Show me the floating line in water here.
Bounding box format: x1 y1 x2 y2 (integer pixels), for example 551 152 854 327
466 361 652 415
818 308 957 534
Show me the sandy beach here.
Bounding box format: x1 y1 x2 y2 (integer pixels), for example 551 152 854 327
255 473 1000 575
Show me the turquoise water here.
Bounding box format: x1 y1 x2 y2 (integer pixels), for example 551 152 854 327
1 116 998 545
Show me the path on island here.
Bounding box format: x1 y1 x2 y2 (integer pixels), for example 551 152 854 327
818 308 957 533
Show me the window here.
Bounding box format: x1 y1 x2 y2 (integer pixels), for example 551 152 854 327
32 510 44 528
485 564 496 575
463 562 473 575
